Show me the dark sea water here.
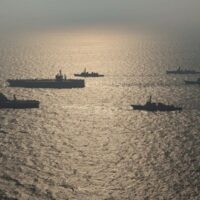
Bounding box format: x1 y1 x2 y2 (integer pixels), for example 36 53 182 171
0 29 200 200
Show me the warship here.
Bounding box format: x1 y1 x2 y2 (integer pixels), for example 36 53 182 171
166 67 200 74
185 78 200 85
74 68 104 77
131 96 182 112
7 70 85 88
0 93 39 109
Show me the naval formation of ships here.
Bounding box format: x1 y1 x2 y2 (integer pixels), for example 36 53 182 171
166 67 200 85
1 69 104 109
1 66 200 111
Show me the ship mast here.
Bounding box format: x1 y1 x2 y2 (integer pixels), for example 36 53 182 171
148 96 152 103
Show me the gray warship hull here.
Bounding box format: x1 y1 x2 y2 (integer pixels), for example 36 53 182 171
166 70 200 74
0 100 39 109
0 101 39 109
7 79 85 88
131 104 182 112
184 80 200 85
74 74 104 77
0 93 39 109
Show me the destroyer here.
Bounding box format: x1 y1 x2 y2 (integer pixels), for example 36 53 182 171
185 78 200 85
74 68 104 77
0 93 39 109
166 67 200 74
131 96 182 112
7 70 85 88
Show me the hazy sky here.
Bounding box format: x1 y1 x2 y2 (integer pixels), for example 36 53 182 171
0 0 199 31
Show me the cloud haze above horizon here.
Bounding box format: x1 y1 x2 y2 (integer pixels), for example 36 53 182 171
0 0 199 32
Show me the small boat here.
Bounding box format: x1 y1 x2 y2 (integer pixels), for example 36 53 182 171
131 96 182 112
185 78 200 85
166 67 200 74
7 70 85 88
74 68 104 77
0 93 39 109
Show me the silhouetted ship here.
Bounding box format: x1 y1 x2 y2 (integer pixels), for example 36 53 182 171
0 93 39 109
131 96 182 112
74 69 104 77
166 67 200 74
7 70 85 88
185 78 200 85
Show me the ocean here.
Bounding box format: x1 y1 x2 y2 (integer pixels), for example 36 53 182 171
0 29 200 200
